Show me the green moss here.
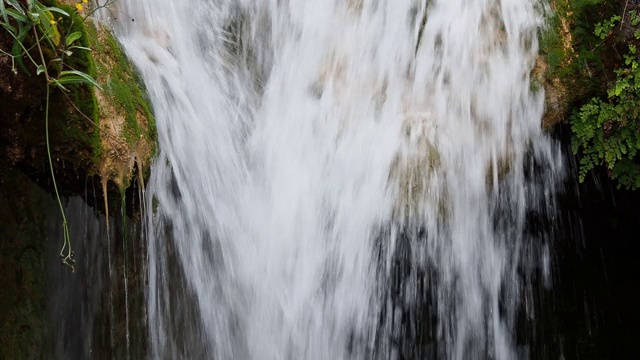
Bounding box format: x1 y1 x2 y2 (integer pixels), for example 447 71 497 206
42 8 157 172
538 3 566 71
541 0 640 188
540 0 618 94
85 22 156 146
8 1 155 175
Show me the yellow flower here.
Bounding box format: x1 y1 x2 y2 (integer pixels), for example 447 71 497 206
50 19 56 25
82 0 88 2
75 3 83 11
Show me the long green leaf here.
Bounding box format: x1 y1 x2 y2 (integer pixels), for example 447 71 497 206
1 0 8 24
6 8 29 22
69 45 91 51
66 31 82 46
58 70 102 90
45 6 69 17
6 0 24 14
55 75 87 84
11 25 29 75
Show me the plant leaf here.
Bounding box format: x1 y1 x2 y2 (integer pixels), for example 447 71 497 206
36 64 45 75
66 31 82 46
68 45 91 51
5 0 24 14
36 9 60 45
45 6 69 17
1 0 8 24
58 70 102 90
11 26 30 75
51 79 70 92
6 8 30 22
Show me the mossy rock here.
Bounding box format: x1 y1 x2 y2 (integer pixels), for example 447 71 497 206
536 0 626 129
1 3 156 211
1 3 157 355
83 19 156 190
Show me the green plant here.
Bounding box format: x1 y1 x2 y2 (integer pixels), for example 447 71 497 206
538 0 617 98
571 11 640 189
594 14 621 39
1 0 105 271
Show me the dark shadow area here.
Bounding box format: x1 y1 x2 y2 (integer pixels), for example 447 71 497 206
0 161 147 359
540 124 640 359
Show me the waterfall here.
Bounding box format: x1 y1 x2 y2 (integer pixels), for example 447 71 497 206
110 0 563 358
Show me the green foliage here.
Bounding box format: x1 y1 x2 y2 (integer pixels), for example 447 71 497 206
0 0 99 88
594 15 621 40
571 11 640 189
1 0 105 270
85 22 156 145
56 3 102 161
539 0 614 91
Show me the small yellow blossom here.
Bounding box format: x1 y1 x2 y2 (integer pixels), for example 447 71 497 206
50 19 56 25
75 3 83 11
82 0 88 2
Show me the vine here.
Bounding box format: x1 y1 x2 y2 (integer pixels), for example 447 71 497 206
0 0 107 271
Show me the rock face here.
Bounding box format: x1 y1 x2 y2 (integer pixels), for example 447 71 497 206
86 20 156 189
534 55 572 130
535 0 581 130
0 166 50 360
0 7 155 356
0 16 155 206
537 0 635 130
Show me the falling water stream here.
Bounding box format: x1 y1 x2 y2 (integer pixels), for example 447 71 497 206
108 0 563 358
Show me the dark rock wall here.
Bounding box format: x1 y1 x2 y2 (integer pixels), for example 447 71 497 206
0 161 147 358
0 165 49 359
545 126 640 359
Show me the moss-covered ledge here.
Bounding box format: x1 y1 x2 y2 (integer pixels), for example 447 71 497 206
0 2 156 212
85 18 156 197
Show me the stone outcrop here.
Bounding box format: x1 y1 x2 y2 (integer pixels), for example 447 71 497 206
0 13 155 211
0 5 155 355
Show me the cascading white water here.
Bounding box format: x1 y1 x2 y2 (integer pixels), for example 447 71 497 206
109 0 562 358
